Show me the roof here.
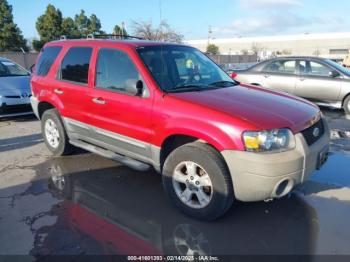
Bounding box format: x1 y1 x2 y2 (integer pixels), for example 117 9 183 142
46 39 186 48
270 56 329 60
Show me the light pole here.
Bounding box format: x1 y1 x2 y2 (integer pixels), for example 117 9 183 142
207 26 212 46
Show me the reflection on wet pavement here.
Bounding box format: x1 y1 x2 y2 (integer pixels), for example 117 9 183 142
0 108 349 257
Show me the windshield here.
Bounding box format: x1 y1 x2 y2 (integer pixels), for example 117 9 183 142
137 45 236 92
325 59 350 76
0 60 30 77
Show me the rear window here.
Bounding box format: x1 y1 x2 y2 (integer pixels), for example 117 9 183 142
59 47 92 84
263 60 296 74
35 46 62 76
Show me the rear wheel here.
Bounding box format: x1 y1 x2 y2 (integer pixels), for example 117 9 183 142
162 142 234 221
344 95 350 115
41 109 73 156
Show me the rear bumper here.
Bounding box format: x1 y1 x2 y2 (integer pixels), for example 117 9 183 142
221 119 330 202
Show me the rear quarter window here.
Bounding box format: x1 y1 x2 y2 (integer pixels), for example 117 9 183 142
35 46 62 76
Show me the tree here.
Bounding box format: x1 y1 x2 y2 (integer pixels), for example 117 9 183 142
282 49 292 55
240 49 249 55
113 24 128 37
74 10 90 36
206 44 219 55
251 42 264 55
62 17 81 38
32 39 45 51
74 10 104 36
0 0 27 51
88 14 103 35
132 20 183 43
36 4 63 43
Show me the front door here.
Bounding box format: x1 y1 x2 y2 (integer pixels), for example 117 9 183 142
295 60 342 103
89 47 154 162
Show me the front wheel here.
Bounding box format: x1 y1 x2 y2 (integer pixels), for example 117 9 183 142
344 95 350 115
162 142 234 221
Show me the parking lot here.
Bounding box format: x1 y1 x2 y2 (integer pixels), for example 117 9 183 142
0 108 349 257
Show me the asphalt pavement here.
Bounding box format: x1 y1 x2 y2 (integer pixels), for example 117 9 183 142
0 108 349 259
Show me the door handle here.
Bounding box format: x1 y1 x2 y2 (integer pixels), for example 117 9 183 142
54 88 64 95
299 78 306 81
263 74 270 78
92 97 106 105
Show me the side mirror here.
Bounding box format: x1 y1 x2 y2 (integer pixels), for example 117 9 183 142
136 80 144 96
125 79 144 96
329 70 340 78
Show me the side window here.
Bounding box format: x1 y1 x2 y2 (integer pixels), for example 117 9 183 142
308 61 330 77
263 60 296 74
35 46 62 76
95 48 144 95
60 47 92 84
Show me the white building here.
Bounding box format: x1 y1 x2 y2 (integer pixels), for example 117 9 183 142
185 32 350 60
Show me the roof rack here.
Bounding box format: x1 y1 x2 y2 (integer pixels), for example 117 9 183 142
87 34 144 40
58 34 145 41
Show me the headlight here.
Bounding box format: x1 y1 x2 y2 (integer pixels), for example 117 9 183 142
243 128 295 153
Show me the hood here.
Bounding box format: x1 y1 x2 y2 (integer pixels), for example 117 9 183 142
169 84 320 133
0 76 31 96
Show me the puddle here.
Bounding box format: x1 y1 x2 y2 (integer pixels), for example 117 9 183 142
1 154 350 256
311 153 350 187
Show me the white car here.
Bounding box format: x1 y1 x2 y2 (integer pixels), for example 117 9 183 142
0 57 32 117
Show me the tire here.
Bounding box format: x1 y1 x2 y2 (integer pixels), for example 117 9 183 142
41 109 73 156
344 95 350 115
162 142 234 221
48 162 73 199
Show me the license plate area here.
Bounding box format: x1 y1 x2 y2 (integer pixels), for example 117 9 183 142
317 146 329 170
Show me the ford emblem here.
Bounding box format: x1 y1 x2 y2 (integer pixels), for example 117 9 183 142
312 127 320 138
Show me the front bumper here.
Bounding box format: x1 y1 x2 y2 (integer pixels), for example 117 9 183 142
221 119 330 202
0 96 32 115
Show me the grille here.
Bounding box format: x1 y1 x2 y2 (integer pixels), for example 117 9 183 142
301 119 325 146
4 95 21 98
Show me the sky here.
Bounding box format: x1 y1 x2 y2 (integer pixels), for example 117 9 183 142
9 0 350 40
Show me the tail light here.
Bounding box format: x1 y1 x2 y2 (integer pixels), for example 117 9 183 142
230 72 237 79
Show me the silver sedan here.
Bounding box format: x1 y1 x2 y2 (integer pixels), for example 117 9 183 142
233 56 350 115
0 57 32 117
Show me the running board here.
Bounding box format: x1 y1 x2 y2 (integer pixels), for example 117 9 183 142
70 139 151 172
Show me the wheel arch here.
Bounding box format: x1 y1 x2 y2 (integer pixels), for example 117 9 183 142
38 101 56 119
342 92 350 106
159 133 230 172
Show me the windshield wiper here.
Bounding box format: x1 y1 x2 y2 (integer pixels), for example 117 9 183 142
166 84 208 93
209 80 237 87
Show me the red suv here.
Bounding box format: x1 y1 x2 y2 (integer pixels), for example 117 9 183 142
30 38 330 220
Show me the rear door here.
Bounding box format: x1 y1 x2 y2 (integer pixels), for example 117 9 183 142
88 47 154 162
295 59 342 102
259 59 297 94
53 46 94 139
